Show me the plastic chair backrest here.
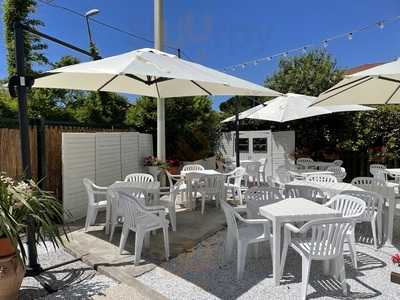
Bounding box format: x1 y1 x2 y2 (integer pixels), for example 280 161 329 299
220 199 240 240
297 157 314 168
306 174 337 184
284 184 325 203
182 164 205 172
340 190 383 220
300 218 353 258
327 166 346 181
124 173 154 183
83 178 96 205
245 186 283 218
325 194 366 218
369 164 387 181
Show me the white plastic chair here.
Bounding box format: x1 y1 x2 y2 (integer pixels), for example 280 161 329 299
333 160 343 167
117 192 169 265
108 186 147 242
83 178 108 231
297 157 315 170
242 161 261 186
369 164 387 181
323 195 366 269
198 174 225 214
224 167 246 204
306 173 337 184
340 190 384 249
274 165 293 188
245 186 283 219
159 181 180 231
280 218 355 300
220 199 273 280
284 184 326 204
184 172 204 210
327 166 347 182
165 169 186 205
223 156 235 172
258 158 268 183
124 173 154 183
351 177 388 196
182 164 205 172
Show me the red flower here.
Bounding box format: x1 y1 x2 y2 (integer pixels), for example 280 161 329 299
391 253 400 264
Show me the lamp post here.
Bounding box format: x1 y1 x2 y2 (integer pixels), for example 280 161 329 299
85 9 100 58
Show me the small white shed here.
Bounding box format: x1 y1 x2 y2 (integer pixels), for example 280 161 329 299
219 130 295 179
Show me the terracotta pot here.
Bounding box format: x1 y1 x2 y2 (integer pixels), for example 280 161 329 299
167 166 179 175
0 253 25 300
0 238 16 258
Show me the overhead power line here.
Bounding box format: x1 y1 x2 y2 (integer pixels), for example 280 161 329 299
36 0 185 55
223 15 400 72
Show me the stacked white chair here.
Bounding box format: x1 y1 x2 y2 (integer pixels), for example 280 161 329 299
280 217 356 300
323 195 367 269
182 164 205 172
165 169 186 206
224 167 246 204
117 192 169 265
284 184 326 204
340 190 384 249
220 199 273 280
369 164 387 181
124 173 154 183
245 186 283 219
198 174 225 214
242 161 261 186
83 178 108 231
296 157 315 170
306 174 337 184
327 166 347 182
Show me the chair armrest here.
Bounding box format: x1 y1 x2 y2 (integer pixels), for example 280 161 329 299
284 223 301 234
234 212 269 225
234 206 248 213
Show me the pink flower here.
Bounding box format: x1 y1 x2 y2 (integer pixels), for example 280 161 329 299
391 253 400 264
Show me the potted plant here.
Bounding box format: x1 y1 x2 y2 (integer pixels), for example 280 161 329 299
391 253 400 285
166 159 180 175
0 173 67 300
144 156 168 179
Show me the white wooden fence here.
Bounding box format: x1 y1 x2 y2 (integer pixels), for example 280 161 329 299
62 132 153 221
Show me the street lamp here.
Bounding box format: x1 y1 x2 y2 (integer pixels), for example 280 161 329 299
85 9 100 57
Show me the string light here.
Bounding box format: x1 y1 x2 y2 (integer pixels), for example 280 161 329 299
347 32 353 40
223 15 400 72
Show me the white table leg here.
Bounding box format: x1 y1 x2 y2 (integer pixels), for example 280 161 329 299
387 194 395 245
272 220 281 286
105 192 111 235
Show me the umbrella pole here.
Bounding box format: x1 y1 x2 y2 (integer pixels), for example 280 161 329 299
235 97 240 167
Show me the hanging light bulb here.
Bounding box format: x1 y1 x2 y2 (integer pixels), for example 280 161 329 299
266 56 272 61
377 21 385 29
241 64 246 69
323 40 328 48
348 32 353 40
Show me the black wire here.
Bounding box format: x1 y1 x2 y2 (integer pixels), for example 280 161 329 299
36 0 181 53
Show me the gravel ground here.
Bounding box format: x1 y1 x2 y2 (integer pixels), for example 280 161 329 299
20 242 117 300
135 228 400 300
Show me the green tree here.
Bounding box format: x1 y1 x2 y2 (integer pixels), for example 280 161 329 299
3 0 48 77
126 96 220 161
265 50 343 96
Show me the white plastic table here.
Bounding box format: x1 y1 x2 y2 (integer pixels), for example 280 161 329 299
105 181 160 234
286 180 364 198
259 198 341 286
288 170 333 180
180 169 221 176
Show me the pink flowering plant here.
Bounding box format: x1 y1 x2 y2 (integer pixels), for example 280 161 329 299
392 253 400 265
144 156 169 169
0 172 67 262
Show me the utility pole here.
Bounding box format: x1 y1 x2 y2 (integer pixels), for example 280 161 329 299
154 0 166 162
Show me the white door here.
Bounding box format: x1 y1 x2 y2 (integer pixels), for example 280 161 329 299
233 131 272 175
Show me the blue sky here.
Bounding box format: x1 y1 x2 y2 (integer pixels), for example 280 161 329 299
1 0 400 110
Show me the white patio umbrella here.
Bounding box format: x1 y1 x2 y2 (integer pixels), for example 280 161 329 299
221 93 374 123
33 48 281 98
314 58 400 106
